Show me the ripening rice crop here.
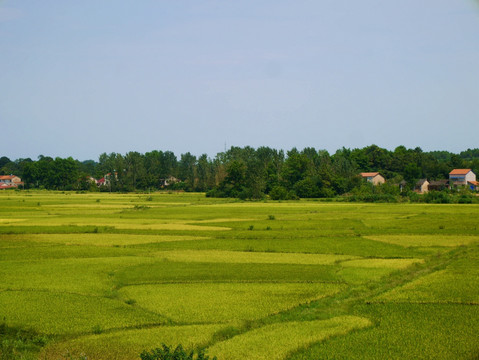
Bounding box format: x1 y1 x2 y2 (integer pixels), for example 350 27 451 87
119 283 343 323
151 250 359 265
41 324 226 360
337 267 400 285
365 235 479 247
207 316 372 360
2 233 211 247
114 223 231 231
7 218 231 231
340 258 424 269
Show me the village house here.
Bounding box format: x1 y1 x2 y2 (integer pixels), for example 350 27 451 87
449 169 477 190
159 176 180 187
0 175 23 189
360 172 385 185
415 179 429 194
97 172 118 187
469 181 479 191
427 179 449 191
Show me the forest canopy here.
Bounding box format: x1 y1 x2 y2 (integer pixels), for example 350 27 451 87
1 145 479 199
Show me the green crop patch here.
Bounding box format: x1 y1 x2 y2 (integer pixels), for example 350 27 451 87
0 256 155 295
136 236 422 258
115 261 341 285
1 192 478 359
208 316 372 360
41 324 225 360
119 283 343 323
289 303 479 360
337 267 400 285
374 254 479 304
0 244 143 261
0 290 168 335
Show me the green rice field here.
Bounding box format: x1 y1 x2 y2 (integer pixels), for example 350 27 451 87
0 191 478 359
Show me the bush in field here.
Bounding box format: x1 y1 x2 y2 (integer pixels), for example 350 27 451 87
269 185 297 200
423 191 452 204
0 322 48 360
140 344 216 360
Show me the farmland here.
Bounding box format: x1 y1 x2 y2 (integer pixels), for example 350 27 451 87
0 191 478 359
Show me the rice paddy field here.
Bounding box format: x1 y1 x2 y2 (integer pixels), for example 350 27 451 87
0 191 478 359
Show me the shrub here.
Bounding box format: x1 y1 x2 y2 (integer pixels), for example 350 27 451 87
140 344 216 360
269 185 289 200
423 191 452 204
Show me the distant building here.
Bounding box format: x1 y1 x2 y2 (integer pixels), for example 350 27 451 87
159 176 180 187
0 175 23 189
469 181 479 191
449 169 476 188
428 179 449 191
360 172 385 185
415 179 429 194
97 172 118 187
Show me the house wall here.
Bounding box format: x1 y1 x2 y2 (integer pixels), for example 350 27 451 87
371 175 385 185
419 182 429 193
450 171 476 185
0 176 21 185
465 172 476 183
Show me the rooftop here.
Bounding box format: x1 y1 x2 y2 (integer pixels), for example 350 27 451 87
360 172 380 177
449 169 472 175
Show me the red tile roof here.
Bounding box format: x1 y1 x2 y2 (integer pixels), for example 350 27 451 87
360 172 380 177
0 175 16 180
468 181 479 186
449 169 471 175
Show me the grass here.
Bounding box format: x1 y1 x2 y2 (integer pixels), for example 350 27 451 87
0 191 478 359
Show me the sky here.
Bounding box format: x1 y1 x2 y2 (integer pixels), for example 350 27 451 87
1 1 479 161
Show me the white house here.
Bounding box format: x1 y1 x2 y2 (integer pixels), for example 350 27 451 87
449 169 476 187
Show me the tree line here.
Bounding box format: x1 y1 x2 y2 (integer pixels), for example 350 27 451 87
1 145 479 199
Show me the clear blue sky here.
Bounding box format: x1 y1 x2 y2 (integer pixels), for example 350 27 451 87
1 0 479 161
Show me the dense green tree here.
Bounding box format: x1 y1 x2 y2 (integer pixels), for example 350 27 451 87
6 144 479 196
0 156 12 171
179 152 197 190
125 151 146 190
